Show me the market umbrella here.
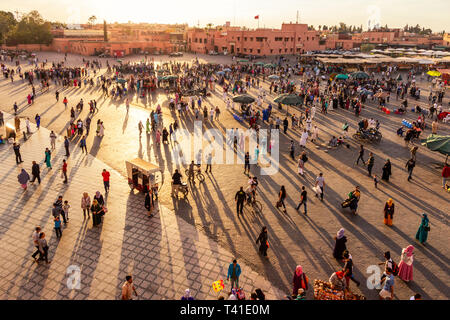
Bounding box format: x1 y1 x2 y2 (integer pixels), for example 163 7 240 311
268 75 280 80
421 134 450 161
255 62 265 66
237 59 249 62
335 74 349 80
329 73 337 80
264 63 276 68
274 94 302 106
116 78 127 84
418 59 434 65
117 59 123 63
164 75 178 80
232 94 255 104
427 70 441 77
350 71 369 79
396 74 403 81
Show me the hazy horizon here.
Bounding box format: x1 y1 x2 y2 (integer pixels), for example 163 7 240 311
1 0 449 32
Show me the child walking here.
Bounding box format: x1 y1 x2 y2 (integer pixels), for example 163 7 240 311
54 216 62 238
63 200 70 222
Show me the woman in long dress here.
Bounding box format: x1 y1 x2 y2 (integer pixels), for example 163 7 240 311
90 199 103 227
297 156 304 176
383 198 395 226
256 226 269 257
44 148 52 169
333 228 347 260
292 265 309 296
98 121 105 137
299 129 308 148
155 129 161 146
381 159 392 182
415 213 429 244
397 245 414 282
18 169 30 190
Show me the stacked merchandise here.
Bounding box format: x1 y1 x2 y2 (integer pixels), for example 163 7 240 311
313 280 366 300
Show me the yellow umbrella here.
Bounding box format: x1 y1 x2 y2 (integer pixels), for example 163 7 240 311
427 70 441 77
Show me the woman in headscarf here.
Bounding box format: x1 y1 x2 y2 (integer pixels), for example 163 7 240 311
415 213 429 244
292 265 309 297
90 199 103 227
93 191 104 207
181 289 194 300
397 245 414 282
44 148 52 169
81 192 91 219
333 228 347 260
256 226 269 257
383 198 395 226
18 168 30 190
381 159 392 182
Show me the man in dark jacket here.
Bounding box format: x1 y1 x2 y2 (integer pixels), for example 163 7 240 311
30 161 41 184
235 187 246 216
13 142 23 164
64 136 70 157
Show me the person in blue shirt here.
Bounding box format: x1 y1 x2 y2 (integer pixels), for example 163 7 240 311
54 216 62 238
379 268 394 300
227 259 241 289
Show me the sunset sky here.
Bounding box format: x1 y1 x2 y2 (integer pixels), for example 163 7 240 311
1 0 449 32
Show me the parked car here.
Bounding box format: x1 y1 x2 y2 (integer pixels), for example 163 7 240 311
169 52 183 57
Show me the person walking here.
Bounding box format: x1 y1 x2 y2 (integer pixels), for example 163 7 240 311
63 96 68 108
289 140 295 160
442 163 450 189
314 173 325 201
342 250 360 288
13 142 23 164
415 213 430 244
333 228 347 260
235 187 246 217
381 159 392 182
38 232 50 264
64 136 70 157
355 144 365 165
366 152 375 177
227 259 242 289
244 152 250 175
295 186 307 215
18 168 30 190
292 265 309 297
80 135 87 154
34 114 40 130
54 216 62 239
102 169 110 193
397 245 414 282
379 268 395 300
62 159 68 183
405 158 416 181
81 192 91 219
383 198 395 226
144 189 155 217
85 117 91 135
171 169 183 198
121 275 138 300
205 152 212 173
276 185 287 213
31 226 41 261
49 131 57 150
256 226 269 257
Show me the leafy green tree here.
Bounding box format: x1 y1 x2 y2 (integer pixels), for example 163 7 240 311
0 11 17 44
6 10 53 45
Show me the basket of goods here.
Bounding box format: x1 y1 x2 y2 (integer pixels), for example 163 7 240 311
313 280 345 300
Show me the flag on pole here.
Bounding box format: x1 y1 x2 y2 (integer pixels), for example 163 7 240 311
254 15 259 19
212 280 225 293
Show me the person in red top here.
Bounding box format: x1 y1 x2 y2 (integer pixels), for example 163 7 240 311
102 169 110 193
442 163 450 189
62 159 68 184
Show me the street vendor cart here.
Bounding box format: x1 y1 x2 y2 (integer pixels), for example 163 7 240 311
125 158 163 193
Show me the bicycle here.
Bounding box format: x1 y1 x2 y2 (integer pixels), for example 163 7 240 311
245 194 263 214
185 165 205 183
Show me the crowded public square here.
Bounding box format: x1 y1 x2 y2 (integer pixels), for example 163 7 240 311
0 2 449 303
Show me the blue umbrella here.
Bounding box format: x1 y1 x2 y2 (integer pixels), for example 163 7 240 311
216 71 225 75
223 68 232 72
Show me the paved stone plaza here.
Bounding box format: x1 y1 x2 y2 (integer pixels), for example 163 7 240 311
0 52 449 300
